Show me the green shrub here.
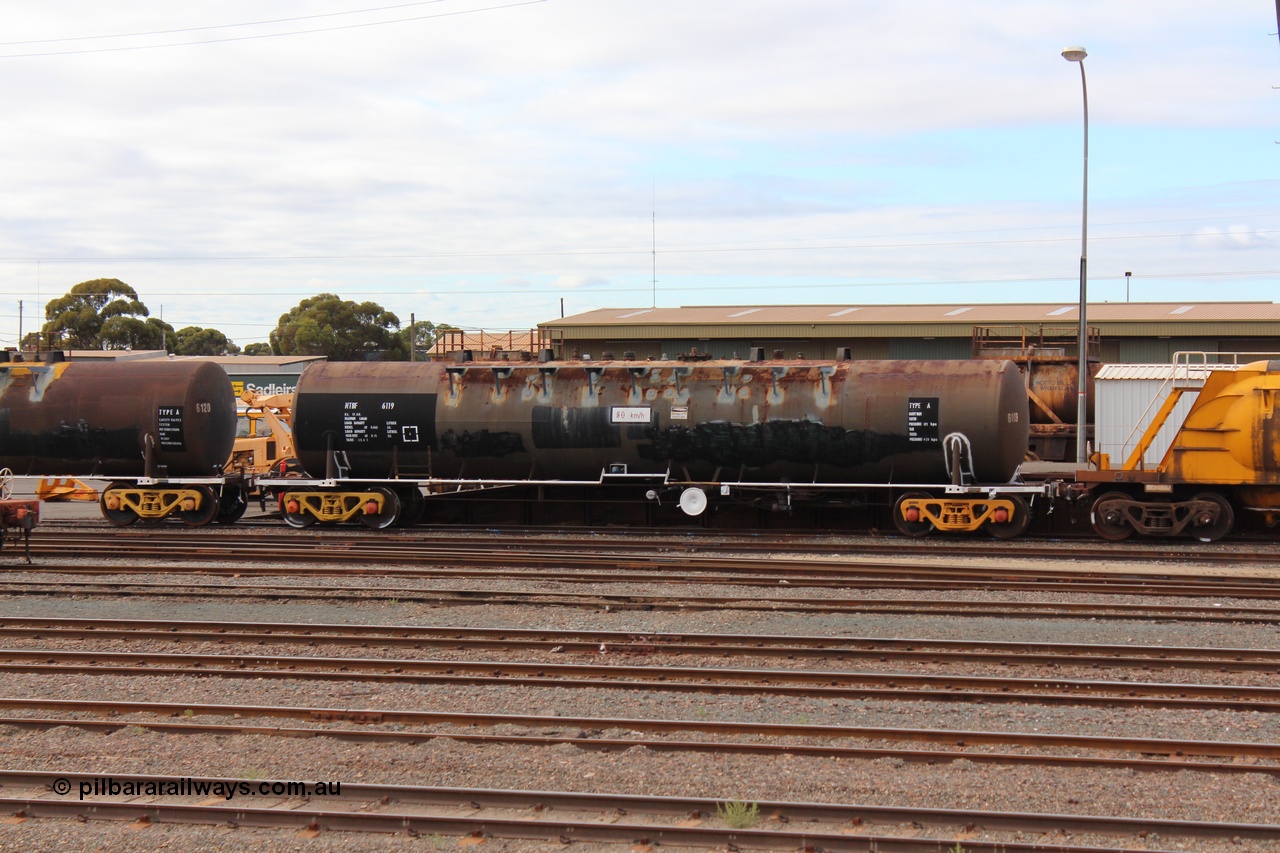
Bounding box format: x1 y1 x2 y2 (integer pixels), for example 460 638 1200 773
716 799 759 829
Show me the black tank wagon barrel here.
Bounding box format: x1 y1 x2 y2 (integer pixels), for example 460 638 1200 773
267 356 1041 535
291 358 1028 482
0 355 244 526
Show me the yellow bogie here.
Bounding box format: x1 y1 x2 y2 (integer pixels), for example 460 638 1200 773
99 485 217 526
277 489 397 527
894 494 1029 538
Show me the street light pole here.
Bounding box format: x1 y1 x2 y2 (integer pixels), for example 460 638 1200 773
1062 45 1089 465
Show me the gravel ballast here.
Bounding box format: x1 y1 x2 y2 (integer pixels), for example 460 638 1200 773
1 543 1279 852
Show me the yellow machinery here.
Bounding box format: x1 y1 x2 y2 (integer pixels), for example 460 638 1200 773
1076 359 1280 541
35 478 99 501
227 391 295 478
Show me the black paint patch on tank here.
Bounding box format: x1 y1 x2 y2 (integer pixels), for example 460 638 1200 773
637 420 918 470
0 419 138 472
626 417 659 441
439 429 526 458
531 407 622 449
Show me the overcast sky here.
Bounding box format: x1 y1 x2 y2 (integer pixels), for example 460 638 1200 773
0 1 1277 349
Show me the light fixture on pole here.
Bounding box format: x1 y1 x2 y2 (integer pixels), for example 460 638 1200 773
1062 45 1089 465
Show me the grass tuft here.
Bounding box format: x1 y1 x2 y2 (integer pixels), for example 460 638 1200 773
716 799 759 829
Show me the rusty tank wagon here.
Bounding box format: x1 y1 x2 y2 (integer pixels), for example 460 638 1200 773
270 355 1040 536
0 354 242 527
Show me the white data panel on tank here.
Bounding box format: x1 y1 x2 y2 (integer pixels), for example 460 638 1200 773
610 407 652 424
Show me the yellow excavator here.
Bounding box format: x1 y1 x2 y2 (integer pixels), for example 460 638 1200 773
226 390 296 480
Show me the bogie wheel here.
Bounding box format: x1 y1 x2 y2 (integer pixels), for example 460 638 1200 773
893 491 935 538
216 486 248 524
100 484 139 527
985 494 1031 540
280 489 316 529
1189 492 1234 543
358 487 401 530
395 486 426 527
178 485 220 527
1091 491 1135 541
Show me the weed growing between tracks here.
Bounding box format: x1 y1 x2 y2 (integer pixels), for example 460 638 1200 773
716 799 759 828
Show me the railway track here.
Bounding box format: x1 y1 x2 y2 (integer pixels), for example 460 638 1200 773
14 523 1280 596
6 577 1280 622
4 769 1277 851
11 559 1280 600
1 696 1278 774
3 647 1279 710
6 620 1280 771
4 617 1280 673
25 524 1280 569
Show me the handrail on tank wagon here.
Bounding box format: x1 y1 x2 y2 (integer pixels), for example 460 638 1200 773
1175 350 1280 370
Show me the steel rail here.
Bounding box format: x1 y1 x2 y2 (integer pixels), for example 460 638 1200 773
2 714 1275 777
9 560 1280 600
20 525 1280 584
21 529 1280 595
36 521 1280 565
4 616 1280 673
4 649 1280 709
5 578 1280 622
2 697 1275 762
24 529 1280 576
17 535 1280 581
4 770 1277 847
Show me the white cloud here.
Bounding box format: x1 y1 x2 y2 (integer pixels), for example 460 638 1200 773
0 0 1275 346
1191 224 1274 250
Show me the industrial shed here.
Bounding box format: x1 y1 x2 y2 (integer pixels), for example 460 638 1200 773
539 302 1280 364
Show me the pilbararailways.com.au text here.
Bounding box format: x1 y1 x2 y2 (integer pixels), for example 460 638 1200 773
55 777 341 801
